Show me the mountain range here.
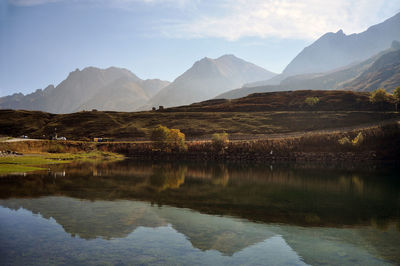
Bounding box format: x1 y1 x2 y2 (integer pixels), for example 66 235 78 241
1 12 400 112
0 55 275 113
283 12 400 76
244 12 400 88
0 67 169 113
218 41 400 99
145 54 276 109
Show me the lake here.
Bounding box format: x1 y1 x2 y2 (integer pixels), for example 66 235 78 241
0 160 399 265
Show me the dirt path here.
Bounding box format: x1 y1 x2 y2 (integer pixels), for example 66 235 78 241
1 138 40 143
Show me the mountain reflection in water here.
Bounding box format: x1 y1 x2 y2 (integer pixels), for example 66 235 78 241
0 160 399 265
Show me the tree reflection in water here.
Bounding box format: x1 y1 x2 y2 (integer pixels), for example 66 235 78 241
0 160 399 228
149 164 186 191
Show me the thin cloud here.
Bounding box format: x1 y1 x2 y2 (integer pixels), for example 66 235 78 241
9 0 63 6
161 0 400 40
8 0 191 7
8 0 399 41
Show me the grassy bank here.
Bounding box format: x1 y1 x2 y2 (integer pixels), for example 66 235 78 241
1 121 399 165
0 151 124 175
96 121 400 161
0 155 70 174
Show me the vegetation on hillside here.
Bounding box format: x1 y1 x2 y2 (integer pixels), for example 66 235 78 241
175 90 395 112
370 88 389 104
212 132 229 152
1 90 400 141
394 86 400 111
338 132 364 147
1 120 399 163
151 125 186 151
304 97 320 107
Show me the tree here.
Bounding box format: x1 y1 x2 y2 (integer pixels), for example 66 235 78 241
167 128 186 151
150 125 170 149
370 88 389 110
212 132 229 152
150 125 186 151
393 86 400 112
304 97 320 108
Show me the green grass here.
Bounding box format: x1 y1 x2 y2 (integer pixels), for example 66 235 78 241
0 156 69 175
0 155 71 165
0 164 45 174
0 151 124 175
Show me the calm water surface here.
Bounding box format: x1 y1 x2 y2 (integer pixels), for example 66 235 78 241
0 160 399 265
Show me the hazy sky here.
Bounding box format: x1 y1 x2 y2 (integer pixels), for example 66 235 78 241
1 0 399 96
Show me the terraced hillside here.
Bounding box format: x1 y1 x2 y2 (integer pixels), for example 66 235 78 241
0 90 398 140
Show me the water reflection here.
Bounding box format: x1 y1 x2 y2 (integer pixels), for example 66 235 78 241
149 165 186 191
0 160 399 265
1 160 399 228
0 198 398 265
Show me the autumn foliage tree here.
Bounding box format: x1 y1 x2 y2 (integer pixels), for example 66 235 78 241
369 88 389 110
393 86 400 111
151 125 186 151
167 128 186 151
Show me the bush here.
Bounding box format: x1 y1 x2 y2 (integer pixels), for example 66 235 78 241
212 132 229 152
370 88 388 104
338 132 364 147
150 125 169 149
394 86 400 101
351 132 364 146
304 97 320 107
393 86 400 111
47 143 65 153
167 128 186 151
150 125 186 151
338 136 351 146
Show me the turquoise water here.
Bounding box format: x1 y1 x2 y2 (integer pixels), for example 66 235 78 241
0 161 399 265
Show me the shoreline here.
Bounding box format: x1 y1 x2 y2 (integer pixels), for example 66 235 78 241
0 151 124 175
0 120 399 170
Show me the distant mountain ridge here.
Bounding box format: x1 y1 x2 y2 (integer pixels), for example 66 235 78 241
76 76 170 112
283 12 400 76
0 67 170 113
243 12 400 88
217 42 400 99
341 46 400 91
145 54 276 109
0 55 275 113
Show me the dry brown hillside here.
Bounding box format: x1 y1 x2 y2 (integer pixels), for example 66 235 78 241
0 90 399 140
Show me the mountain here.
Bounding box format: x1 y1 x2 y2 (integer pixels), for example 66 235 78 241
217 42 400 99
145 54 276 109
341 47 400 92
283 12 400 76
0 67 169 113
242 12 400 88
76 77 169 112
